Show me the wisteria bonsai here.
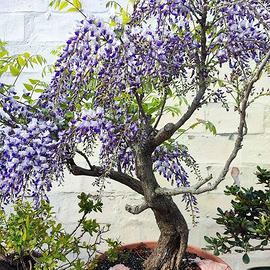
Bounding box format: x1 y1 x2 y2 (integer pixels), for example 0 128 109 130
0 0 270 269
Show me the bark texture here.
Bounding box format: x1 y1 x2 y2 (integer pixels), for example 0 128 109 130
135 146 189 270
144 196 189 270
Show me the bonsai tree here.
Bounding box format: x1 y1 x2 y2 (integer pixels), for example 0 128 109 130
0 0 270 269
205 167 270 264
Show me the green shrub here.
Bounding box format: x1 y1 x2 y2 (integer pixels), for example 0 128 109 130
205 167 270 264
0 193 117 270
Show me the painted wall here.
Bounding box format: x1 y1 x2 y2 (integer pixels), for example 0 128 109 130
1 1 270 269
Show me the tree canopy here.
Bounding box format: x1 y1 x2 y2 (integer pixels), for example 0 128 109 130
0 0 269 207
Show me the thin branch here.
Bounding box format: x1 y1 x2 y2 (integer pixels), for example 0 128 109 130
67 159 144 195
155 49 270 196
153 89 168 130
75 149 93 170
64 0 87 18
0 117 17 128
125 200 149 214
134 91 148 121
155 175 212 196
152 8 209 148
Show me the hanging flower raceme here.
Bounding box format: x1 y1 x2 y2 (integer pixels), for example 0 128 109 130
0 0 269 205
153 143 200 217
0 90 66 203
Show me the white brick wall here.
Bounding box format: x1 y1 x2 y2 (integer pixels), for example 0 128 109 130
1 1 270 269
0 14 25 41
0 0 48 12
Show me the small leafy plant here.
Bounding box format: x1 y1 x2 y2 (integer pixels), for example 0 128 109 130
0 193 116 270
205 167 270 264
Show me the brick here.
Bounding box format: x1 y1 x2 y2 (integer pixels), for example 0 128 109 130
0 14 24 41
205 102 264 134
246 103 265 134
264 105 270 133
239 134 270 164
178 134 235 164
81 0 109 14
0 0 48 12
26 13 81 42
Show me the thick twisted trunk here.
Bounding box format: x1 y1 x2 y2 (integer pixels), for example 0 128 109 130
135 146 189 270
144 195 189 270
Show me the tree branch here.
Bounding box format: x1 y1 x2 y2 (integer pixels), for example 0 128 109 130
152 10 209 148
134 91 147 121
155 49 270 196
67 159 144 195
125 200 149 214
155 175 213 196
75 148 93 170
153 89 168 130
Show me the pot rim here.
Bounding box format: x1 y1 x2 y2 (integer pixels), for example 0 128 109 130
247 267 270 270
119 241 232 270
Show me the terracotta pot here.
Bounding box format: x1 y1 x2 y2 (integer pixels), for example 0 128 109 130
247 266 270 270
120 241 232 270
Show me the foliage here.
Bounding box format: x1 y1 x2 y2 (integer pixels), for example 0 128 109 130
1 0 269 208
0 193 117 270
0 42 47 100
49 0 83 13
0 1 270 268
205 167 270 264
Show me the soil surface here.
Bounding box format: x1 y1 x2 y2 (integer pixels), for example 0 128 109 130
0 255 36 270
93 244 201 270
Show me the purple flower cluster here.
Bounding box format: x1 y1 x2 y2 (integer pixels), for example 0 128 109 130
66 108 139 174
0 0 269 206
0 90 65 203
153 143 199 215
215 1 269 67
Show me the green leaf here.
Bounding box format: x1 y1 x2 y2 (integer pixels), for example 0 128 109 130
204 236 212 243
10 65 20 76
22 94 32 101
17 56 26 66
23 52 30 58
24 83 33 91
217 79 225 87
73 0 82 9
120 8 130 25
53 0 61 8
0 51 8 58
29 79 40 84
242 253 250 264
59 1 68 10
0 65 8 76
30 58 37 64
65 111 74 120
67 7 78 12
36 55 45 65
35 89 44 93
109 19 117 27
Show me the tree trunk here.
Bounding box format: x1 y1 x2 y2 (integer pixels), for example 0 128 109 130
135 146 189 270
144 195 189 270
